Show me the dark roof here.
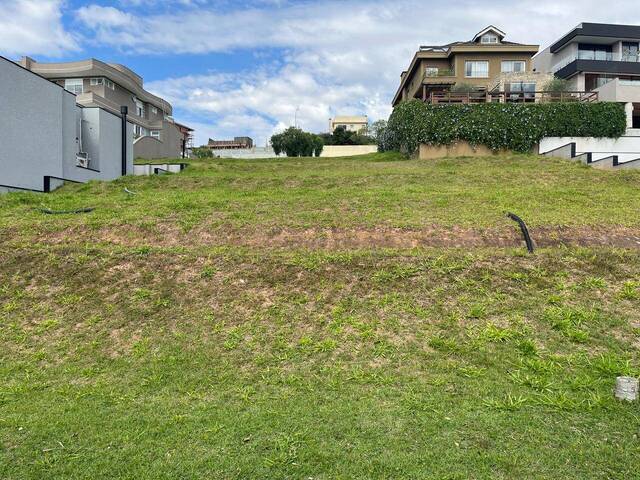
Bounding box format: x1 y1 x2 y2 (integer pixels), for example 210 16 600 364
550 23 640 53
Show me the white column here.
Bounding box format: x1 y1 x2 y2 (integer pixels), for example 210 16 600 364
625 102 634 131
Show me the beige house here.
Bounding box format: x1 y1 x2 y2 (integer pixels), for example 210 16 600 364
329 116 368 134
18 57 192 159
393 26 541 105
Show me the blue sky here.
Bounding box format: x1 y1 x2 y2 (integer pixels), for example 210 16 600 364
1 0 639 145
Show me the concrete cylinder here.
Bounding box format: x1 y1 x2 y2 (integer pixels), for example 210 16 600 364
614 376 639 402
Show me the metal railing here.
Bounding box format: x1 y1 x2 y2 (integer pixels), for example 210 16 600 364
424 69 455 78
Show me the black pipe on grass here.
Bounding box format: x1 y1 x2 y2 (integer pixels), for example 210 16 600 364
507 213 534 253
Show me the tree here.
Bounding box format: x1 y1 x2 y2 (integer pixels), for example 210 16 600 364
270 127 324 157
192 147 214 159
450 82 476 93
543 77 570 93
369 120 387 144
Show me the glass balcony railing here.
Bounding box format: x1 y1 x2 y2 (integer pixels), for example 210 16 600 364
424 69 455 78
577 51 613 61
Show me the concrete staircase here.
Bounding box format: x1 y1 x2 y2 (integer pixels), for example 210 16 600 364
539 134 640 170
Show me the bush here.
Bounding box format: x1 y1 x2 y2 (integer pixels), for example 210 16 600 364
322 125 377 145
544 78 570 93
450 83 476 93
381 100 627 154
192 147 214 159
271 127 324 157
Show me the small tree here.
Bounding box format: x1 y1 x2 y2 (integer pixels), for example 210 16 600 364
192 147 214 158
450 82 476 93
544 77 570 93
369 119 388 144
270 127 324 157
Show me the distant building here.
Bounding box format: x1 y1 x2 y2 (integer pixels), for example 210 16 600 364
329 116 368 134
18 56 192 160
207 137 254 150
392 26 541 106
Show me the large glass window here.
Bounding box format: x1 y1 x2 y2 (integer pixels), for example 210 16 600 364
578 44 613 61
509 82 536 101
64 79 83 95
622 42 639 62
425 67 439 77
501 61 526 73
465 61 489 78
481 34 498 44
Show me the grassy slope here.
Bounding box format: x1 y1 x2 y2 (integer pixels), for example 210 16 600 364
1 153 640 479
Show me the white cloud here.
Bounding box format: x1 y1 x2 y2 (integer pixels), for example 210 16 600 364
0 0 78 57
76 0 640 144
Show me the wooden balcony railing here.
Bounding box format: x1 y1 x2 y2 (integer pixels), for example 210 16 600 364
427 91 599 104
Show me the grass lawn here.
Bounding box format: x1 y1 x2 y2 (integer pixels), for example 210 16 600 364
1 153 640 479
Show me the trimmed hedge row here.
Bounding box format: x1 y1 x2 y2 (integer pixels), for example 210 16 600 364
381 100 627 154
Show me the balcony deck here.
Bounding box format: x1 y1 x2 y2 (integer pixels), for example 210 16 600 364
426 91 598 104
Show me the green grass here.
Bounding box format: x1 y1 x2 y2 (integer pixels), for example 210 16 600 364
1 153 640 479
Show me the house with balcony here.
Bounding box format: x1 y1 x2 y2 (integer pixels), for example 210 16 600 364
17 57 193 159
0 56 133 193
533 22 640 128
392 26 544 106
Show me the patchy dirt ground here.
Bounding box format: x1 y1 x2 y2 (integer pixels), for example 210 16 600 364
11 223 640 249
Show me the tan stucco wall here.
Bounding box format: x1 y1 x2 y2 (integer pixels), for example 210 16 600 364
418 142 508 160
320 145 379 158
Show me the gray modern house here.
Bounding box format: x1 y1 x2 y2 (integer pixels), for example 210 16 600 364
0 56 133 193
18 57 193 159
534 23 640 127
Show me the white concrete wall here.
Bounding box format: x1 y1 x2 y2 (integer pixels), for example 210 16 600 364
540 135 640 164
133 163 184 176
211 147 283 159
320 145 378 157
595 79 640 103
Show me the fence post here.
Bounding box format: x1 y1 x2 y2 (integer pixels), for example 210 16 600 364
120 106 128 176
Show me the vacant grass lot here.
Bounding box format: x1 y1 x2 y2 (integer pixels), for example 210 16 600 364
1 153 640 479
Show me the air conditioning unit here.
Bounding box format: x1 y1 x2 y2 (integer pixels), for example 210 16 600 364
76 152 90 168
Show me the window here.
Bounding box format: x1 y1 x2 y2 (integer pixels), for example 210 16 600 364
105 79 115 90
134 98 145 118
578 44 612 61
622 42 639 62
150 130 160 139
425 67 439 77
501 61 526 73
64 78 83 95
151 106 158 115
465 61 489 78
481 34 498 44
90 78 104 86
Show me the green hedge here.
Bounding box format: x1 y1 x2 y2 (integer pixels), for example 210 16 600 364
381 100 627 154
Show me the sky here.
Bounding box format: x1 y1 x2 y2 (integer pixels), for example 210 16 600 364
1 0 640 146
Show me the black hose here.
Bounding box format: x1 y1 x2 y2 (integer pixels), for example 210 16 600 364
507 213 534 253
39 208 95 215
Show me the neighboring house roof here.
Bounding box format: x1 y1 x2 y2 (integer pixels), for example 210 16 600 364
472 25 506 42
18 57 172 114
549 22 640 53
393 27 539 105
332 116 368 123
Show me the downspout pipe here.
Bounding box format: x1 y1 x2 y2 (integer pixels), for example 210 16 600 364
120 106 128 176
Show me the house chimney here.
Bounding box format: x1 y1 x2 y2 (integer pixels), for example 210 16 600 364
20 56 36 69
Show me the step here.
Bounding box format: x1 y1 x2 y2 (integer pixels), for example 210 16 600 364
589 155 618 170
614 157 640 169
541 142 576 159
